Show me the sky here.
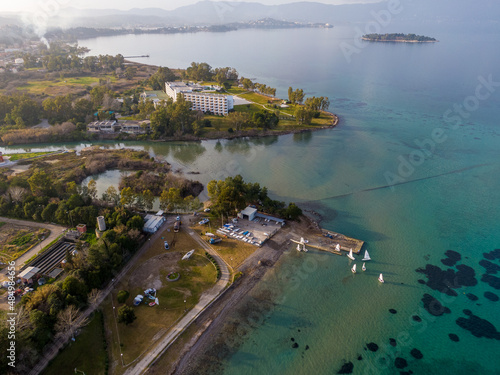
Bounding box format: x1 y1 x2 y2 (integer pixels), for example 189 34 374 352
0 0 381 13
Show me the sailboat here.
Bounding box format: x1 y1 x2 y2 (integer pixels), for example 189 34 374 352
347 248 355 260
351 264 357 273
297 244 302 252
335 243 341 252
378 273 384 283
362 250 371 261
362 262 366 272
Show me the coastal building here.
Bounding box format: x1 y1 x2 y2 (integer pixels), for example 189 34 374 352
238 206 286 225
165 82 234 116
143 214 166 233
87 120 118 133
19 266 41 284
87 120 150 135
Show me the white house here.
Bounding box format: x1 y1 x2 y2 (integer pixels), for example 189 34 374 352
238 206 258 221
165 82 234 116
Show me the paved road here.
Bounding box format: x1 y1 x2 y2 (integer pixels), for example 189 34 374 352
124 216 231 375
0 217 66 279
28 221 170 375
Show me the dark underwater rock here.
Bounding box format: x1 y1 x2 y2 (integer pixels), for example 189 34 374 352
337 361 354 374
448 333 459 342
441 250 461 267
456 313 500 340
422 294 451 316
410 348 423 359
394 357 408 369
484 291 499 302
366 342 379 352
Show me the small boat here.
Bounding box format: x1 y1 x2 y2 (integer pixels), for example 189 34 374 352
347 248 355 260
297 244 302 252
351 264 357 274
362 262 366 271
362 250 371 261
182 249 195 260
335 244 341 252
378 273 384 283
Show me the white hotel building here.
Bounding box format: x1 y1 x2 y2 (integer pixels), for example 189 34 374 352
165 82 234 116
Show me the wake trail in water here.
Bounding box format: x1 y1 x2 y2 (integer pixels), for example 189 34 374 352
305 163 492 202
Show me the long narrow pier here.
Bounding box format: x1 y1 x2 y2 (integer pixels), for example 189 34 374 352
292 230 364 256
124 55 150 58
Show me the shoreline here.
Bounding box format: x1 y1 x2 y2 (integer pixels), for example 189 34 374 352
146 216 324 374
361 37 438 43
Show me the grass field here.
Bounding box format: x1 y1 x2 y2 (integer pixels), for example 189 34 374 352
43 311 107 375
238 91 280 105
16 76 110 95
104 228 217 374
5 152 53 161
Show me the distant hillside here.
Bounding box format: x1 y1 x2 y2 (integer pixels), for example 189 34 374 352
1 0 500 29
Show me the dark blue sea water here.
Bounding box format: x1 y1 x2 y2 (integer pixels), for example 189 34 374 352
4 21 500 375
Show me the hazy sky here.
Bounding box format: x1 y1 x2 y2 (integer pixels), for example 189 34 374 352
0 0 381 12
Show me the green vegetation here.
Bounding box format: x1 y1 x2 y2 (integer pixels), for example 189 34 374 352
104 230 216 365
4 152 53 161
205 252 221 279
117 290 130 304
118 305 137 325
42 311 108 375
207 175 302 220
362 33 437 42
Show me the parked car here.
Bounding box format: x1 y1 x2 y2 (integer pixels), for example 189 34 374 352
204 208 211 212
199 218 210 225
176 216 181 221
164 241 169 250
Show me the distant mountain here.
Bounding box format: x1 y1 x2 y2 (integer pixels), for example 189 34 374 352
1 0 499 29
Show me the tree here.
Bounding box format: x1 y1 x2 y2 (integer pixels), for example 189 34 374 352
226 111 250 131
28 169 51 196
117 290 129 304
41 202 58 222
126 215 144 230
54 305 89 340
87 289 103 310
149 66 176 90
294 106 314 125
142 189 154 211
87 179 98 201
120 187 135 208
125 66 137 80
117 305 136 325
102 185 120 205
288 86 294 103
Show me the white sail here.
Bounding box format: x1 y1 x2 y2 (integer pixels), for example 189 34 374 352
378 273 384 283
362 262 366 271
362 250 371 261
351 264 356 273
335 243 341 252
347 249 355 260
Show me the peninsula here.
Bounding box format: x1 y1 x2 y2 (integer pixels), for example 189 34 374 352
362 33 437 43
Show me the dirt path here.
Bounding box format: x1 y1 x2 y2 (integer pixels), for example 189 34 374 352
0 217 66 279
123 215 231 375
168 222 307 375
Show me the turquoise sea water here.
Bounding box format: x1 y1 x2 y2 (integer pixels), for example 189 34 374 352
3 23 500 374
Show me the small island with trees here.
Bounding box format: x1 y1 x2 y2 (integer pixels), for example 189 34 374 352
362 33 437 43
